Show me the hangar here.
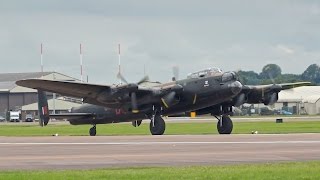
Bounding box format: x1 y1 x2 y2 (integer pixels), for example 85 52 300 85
275 86 320 115
0 72 79 117
21 97 82 120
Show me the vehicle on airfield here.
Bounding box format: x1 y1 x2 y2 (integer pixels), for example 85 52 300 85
25 114 34 122
16 67 310 136
0 115 5 122
9 111 20 122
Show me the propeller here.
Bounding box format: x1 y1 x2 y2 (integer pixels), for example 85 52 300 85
269 93 278 105
137 75 150 85
117 72 128 84
131 92 138 113
161 91 177 108
268 72 276 85
172 66 179 81
117 72 149 85
264 92 278 105
234 93 246 107
116 72 149 113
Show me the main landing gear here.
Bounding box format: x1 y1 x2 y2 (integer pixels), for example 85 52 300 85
89 124 97 136
215 115 233 134
149 107 166 135
150 115 166 135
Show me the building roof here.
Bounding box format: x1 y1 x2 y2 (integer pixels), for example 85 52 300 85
0 72 52 82
21 98 82 111
278 86 320 103
0 72 79 93
304 95 320 104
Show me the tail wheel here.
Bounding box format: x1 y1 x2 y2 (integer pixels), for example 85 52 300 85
217 116 233 134
132 120 142 127
150 116 166 135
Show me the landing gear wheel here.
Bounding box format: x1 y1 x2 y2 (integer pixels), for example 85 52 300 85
89 125 96 136
217 116 233 134
150 116 166 135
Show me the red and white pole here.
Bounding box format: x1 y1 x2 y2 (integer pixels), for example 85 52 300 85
80 43 83 82
118 43 121 84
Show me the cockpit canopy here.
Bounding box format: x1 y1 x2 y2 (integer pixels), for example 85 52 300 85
187 67 223 79
221 71 238 82
187 67 238 82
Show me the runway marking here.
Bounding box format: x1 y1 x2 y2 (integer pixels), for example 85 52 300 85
1 141 320 145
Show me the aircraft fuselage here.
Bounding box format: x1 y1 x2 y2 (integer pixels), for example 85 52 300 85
68 74 242 125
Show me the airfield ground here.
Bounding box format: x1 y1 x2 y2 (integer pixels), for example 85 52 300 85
0 116 319 179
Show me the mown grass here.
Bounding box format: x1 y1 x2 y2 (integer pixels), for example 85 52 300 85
0 120 319 136
1 161 320 180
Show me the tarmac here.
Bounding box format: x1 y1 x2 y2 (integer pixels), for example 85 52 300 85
1 133 320 170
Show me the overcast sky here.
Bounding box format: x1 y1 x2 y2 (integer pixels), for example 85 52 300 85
1 0 320 84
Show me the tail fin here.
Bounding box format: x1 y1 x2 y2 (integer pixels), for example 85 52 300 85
37 90 50 126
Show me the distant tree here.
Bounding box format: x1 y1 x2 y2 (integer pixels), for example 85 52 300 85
237 63 318 85
260 64 282 79
278 74 303 83
302 64 320 84
260 74 302 85
237 70 260 85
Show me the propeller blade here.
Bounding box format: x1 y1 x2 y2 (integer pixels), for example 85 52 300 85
131 92 139 113
117 72 128 84
172 66 179 81
161 91 176 108
234 93 246 107
269 93 278 105
268 72 276 85
137 75 149 85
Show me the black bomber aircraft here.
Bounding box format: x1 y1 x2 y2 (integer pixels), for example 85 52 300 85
16 67 310 136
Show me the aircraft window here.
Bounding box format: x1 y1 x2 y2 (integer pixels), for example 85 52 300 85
199 72 206 77
187 67 223 79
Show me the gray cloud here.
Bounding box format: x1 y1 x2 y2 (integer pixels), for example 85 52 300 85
1 1 320 84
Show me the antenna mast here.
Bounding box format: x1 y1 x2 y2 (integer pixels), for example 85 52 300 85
118 43 121 84
80 43 83 82
40 43 43 73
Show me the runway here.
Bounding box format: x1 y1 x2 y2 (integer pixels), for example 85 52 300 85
1 134 320 170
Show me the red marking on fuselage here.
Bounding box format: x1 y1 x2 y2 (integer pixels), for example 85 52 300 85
115 109 123 115
42 106 49 115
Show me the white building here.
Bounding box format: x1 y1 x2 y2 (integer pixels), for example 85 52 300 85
275 86 320 115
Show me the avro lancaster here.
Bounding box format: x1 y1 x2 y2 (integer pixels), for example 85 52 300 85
16 67 310 136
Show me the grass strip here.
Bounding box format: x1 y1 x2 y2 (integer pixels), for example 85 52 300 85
1 161 320 180
0 121 319 136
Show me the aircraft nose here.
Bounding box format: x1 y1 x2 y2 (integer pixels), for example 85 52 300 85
229 81 242 95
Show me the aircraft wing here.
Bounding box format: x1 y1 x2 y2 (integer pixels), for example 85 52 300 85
244 82 311 93
236 81 311 106
16 79 154 108
16 79 110 98
276 82 312 90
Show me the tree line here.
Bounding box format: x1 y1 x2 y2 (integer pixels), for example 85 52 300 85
237 64 320 85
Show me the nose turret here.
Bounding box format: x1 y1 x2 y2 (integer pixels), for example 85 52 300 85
222 71 238 82
229 81 242 95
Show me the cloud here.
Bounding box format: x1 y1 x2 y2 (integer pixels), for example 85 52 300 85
275 44 295 54
0 1 320 83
